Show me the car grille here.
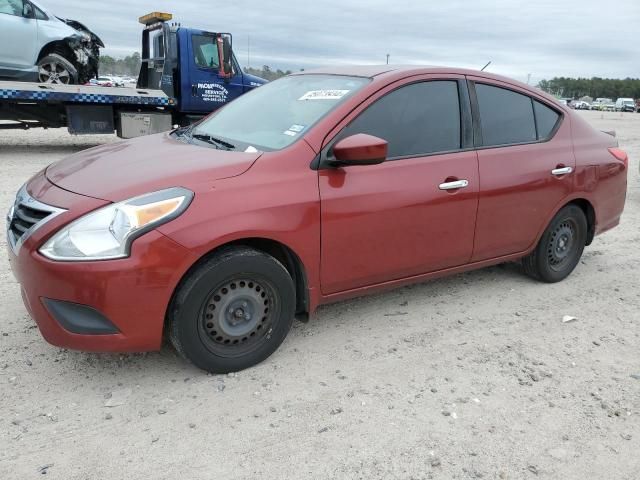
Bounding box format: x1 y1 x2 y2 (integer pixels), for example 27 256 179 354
6 186 65 255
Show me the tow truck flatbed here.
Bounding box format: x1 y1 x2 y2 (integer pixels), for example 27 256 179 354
0 80 176 137
0 81 174 106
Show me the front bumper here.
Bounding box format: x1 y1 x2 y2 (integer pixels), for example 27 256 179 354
7 174 198 352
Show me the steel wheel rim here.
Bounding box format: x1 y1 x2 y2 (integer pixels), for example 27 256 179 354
547 219 577 272
38 61 71 84
198 276 278 357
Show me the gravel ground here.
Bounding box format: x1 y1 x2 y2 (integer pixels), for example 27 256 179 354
0 111 638 480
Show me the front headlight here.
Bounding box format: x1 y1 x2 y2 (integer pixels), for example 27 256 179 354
40 187 193 261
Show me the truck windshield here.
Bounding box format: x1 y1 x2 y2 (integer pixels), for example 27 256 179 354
191 74 370 151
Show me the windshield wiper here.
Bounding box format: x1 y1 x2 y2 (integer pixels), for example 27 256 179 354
192 133 236 150
174 125 195 143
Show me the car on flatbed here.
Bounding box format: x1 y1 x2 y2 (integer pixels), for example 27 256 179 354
6 65 629 373
0 0 103 84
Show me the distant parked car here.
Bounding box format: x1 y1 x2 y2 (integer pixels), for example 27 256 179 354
85 76 113 87
572 101 590 110
615 98 635 112
591 98 613 111
0 0 103 84
102 75 124 87
6 66 629 373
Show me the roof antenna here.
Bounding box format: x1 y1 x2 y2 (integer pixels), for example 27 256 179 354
481 61 491 72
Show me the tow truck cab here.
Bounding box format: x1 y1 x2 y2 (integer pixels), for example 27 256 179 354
137 12 266 123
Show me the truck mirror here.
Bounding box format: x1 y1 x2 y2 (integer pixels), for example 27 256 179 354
217 34 233 79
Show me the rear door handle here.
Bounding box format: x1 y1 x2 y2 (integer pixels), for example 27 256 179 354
551 166 573 176
439 179 469 191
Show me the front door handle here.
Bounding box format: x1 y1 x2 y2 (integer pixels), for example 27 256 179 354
551 166 573 176
439 179 469 191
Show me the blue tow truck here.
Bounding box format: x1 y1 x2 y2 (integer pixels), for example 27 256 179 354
0 12 266 138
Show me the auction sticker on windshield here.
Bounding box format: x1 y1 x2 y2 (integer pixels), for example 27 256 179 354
298 90 350 101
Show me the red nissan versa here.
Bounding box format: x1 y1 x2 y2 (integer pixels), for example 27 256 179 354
6 66 628 373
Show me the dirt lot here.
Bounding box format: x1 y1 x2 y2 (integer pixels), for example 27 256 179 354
0 111 638 480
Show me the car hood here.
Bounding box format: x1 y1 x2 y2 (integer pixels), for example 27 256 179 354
45 133 262 202
58 18 105 48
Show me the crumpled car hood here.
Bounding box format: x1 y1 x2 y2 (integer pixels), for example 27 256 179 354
45 133 262 202
57 17 105 48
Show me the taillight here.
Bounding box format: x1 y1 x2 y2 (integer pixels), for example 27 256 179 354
608 147 628 169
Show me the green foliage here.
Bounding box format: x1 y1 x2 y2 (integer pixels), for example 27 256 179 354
537 77 640 99
244 65 293 81
99 52 141 76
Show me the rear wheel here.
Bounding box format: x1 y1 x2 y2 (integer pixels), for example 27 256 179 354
168 247 295 373
522 205 587 283
37 54 78 85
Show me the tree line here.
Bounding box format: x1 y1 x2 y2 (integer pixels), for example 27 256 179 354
244 65 294 81
103 54 640 101
99 53 142 76
537 77 640 100
99 55 293 81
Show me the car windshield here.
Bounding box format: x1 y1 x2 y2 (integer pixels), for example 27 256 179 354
190 74 370 151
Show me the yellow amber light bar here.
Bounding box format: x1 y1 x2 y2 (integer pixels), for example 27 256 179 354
139 12 173 25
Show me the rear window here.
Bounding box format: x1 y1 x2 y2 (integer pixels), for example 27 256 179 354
534 101 560 139
476 84 537 146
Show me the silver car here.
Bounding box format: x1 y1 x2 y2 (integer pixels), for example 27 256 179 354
0 0 103 84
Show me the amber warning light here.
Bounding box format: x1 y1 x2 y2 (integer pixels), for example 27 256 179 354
139 12 173 26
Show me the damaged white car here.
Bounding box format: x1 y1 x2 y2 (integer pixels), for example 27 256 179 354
0 0 103 84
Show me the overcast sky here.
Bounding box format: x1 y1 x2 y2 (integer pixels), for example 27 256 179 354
42 0 639 83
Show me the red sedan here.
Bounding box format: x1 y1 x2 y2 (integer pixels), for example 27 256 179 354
7 66 628 373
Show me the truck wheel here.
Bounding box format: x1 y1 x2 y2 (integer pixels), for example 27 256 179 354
37 54 78 85
522 205 587 283
168 247 296 373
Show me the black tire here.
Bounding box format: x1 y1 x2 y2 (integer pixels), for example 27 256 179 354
522 205 587 283
168 247 295 373
37 54 78 85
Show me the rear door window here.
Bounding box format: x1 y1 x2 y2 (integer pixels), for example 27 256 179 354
338 80 461 158
533 101 560 139
476 83 537 147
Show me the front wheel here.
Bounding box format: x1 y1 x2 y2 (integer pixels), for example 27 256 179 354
168 247 296 373
522 205 587 283
37 54 79 85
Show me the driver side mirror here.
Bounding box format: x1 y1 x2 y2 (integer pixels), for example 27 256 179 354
331 134 388 166
217 34 233 79
23 1 34 18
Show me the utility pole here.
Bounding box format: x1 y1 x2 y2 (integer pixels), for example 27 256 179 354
386 54 390 65
527 73 531 85
247 35 251 68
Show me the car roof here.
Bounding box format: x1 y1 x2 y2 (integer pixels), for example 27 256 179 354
293 65 564 109
295 64 507 80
